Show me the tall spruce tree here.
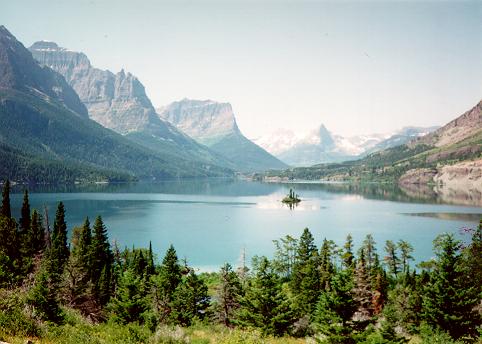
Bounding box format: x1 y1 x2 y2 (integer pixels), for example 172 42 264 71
342 234 355 269
213 263 243 327
152 245 182 322
29 210 45 254
291 228 320 315
384 240 400 276
91 215 113 305
352 250 373 327
314 269 357 342
422 234 481 339
19 190 30 235
48 202 69 277
398 240 414 274
170 269 210 326
237 257 293 336
1 179 11 218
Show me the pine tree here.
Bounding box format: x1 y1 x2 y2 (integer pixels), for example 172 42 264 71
63 222 93 311
28 263 62 322
422 233 481 339
213 263 243 326
19 190 30 235
1 179 11 218
29 210 45 254
291 228 320 315
272 235 298 279
319 238 336 290
360 234 377 271
108 269 149 324
314 270 357 343
152 244 182 322
48 202 69 277
342 234 355 269
147 241 155 276
352 250 373 327
237 257 293 336
91 215 113 305
383 240 400 276
398 240 414 274
170 269 210 326
0 216 20 285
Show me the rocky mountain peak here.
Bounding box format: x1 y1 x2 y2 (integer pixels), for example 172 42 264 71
158 99 240 145
29 42 162 134
0 26 88 117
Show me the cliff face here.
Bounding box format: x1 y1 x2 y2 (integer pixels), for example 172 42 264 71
158 99 239 145
30 41 160 134
159 99 288 172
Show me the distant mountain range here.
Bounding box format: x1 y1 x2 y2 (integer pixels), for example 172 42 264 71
0 26 231 183
158 99 287 172
254 125 438 166
262 100 482 187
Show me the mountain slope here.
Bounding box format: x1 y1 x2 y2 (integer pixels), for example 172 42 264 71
0 26 231 182
159 99 288 172
262 100 482 184
29 41 233 170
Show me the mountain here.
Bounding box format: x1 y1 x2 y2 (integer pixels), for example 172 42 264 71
262 100 482 186
254 124 437 166
158 99 288 172
29 41 233 170
0 26 231 183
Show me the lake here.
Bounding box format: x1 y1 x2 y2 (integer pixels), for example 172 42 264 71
9 180 482 271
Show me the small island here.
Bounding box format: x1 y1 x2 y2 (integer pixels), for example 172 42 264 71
282 188 301 205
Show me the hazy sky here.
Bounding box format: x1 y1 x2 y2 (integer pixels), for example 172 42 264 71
2 0 481 138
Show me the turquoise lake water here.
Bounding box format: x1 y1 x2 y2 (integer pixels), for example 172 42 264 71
9 180 482 271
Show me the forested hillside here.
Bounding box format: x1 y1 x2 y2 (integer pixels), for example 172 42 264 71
0 181 480 343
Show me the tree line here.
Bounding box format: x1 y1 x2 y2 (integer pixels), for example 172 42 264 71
0 180 481 343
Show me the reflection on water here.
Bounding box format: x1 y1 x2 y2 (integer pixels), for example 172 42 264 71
401 212 482 222
12 179 482 207
8 179 482 270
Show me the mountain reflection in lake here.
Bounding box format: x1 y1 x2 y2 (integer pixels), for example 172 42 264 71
9 179 482 271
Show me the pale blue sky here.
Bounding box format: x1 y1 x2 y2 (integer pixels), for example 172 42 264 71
2 0 481 138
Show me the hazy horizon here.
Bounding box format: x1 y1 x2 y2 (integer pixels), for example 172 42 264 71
2 0 481 138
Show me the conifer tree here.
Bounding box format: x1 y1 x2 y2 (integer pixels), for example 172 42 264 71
91 215 113 305
237 257 293 336
352 250 373 327
48 202 69 277
152 244 182 322
398 240 414 274
108 269 149 324
272 235 298 279
147 241 155 276
314 269 356 342
170 269 210 326
29 210 45 254
29 263 62 322
384 240 400 276
319 238 336 290
360 234 377 271
213 263 243 327
0 216 20 285
342 234 355 269
19 190 30 235
291 228 320 315
422 233 481 339
1 179 11 218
